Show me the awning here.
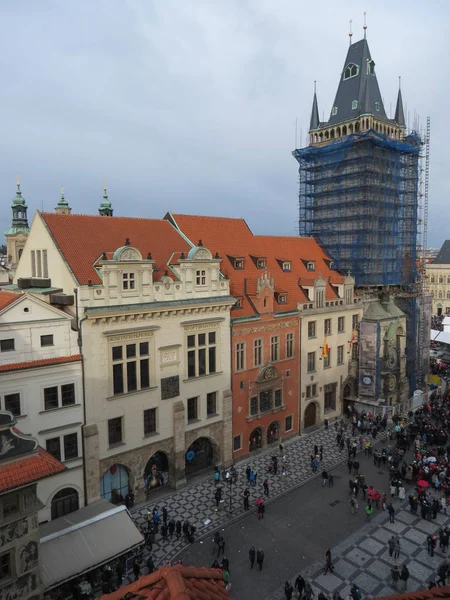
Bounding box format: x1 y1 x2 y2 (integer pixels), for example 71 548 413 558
431 329 441 341
39 499 144 591
431 330 450 346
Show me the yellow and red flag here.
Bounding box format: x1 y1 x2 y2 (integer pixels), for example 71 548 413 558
322 337 329 358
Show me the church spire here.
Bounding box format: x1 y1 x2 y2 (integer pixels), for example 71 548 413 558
98 181 113 217
55 187 72 215
310 82 320 131
394 79 406 127
5 176 29 234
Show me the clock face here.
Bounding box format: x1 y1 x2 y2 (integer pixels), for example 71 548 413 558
387 374 397 392
387 347 398 369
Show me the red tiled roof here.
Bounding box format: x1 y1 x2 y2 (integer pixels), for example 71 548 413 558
101 565 229 600
0 290 23 310
170 214 346 317
0 447 66 492
0 354 82 373
376 584 450 600
40 213 191 285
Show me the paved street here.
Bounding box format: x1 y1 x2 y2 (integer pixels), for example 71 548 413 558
130 423 367 566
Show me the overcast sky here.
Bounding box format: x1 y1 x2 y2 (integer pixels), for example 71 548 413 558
1 0 448 246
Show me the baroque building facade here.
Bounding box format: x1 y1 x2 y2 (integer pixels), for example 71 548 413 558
14 207 234 502
426 240 450 316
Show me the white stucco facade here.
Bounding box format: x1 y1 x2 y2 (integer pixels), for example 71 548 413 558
0 293 84 523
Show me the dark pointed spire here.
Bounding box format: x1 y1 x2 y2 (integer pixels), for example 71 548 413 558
394 78 405 127
310 82 320 130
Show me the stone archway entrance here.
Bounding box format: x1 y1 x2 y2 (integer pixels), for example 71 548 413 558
185 437 214 477
144 451 169 493
249 427 263 452
304 402 317 429
267 421 280 445
100 464 130 503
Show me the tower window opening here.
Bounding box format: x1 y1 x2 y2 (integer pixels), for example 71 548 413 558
344 64 359 80
375 102 380 112
367 60 375 75
352 100 358 110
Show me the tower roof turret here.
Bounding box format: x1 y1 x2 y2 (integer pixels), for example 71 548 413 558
394 85 406 127
310 83 320 131
55 187 72 215
5 176 29 236
99 182 113 217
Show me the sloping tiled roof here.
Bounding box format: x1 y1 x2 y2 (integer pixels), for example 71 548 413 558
0 354 82 373
168 213 345 318
0 446 66 493
376 584 450 600
432 240 450 265
101 565 229 600
0 290 22 310
40 213 191 285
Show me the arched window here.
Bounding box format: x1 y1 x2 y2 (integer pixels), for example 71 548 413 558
431 275 435 283
18 249 23 260
447 276 450 284
344 63 359 80
447 292 450 299
51 488 79 520
439 276 443 284
342 125 347 135
367 60 375 75
439 291 443 299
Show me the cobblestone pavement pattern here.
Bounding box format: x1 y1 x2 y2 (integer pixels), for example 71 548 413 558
131 424 370 567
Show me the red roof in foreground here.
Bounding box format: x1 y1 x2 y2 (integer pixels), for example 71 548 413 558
0 354 82 373
0 447 66 493
40 213 190 285
101 565 229 600
376 585 450 600
0 290 22 310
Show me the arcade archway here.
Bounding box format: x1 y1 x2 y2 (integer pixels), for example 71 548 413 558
185 437 214 476
249 427 263 452
267 421 280 445
304 402 317 429
144 451 169 492
100 464 129 503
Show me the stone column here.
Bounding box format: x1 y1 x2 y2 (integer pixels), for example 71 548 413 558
172 400 187 489
220 389 233 467
83 424 100 503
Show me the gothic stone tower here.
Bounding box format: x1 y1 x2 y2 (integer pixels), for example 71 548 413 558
293 34 423 403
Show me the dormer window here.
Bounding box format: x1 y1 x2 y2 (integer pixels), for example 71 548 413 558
367 60 375 75
196 270 206 286
278 294 287 304
344 63 359 80
282 262 291 272
307 261 315 271
235 298 242 308
123 272 135 290
257 260 266 269
329 261 334 270
352 100 358 110
332 106 338 116
375 102 380 112
235 259 244 269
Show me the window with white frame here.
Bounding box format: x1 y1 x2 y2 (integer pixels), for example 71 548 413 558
308 321 316 338
108 417 123 446
307 352 316 373
257 259 266 269
0 339 15 352
44 383 76 411
2 393 21 417
282 262 291 271
235 260 244 269
307 261 315 271
31 249 48 278
46 432 79 462
233 434 242 451
253 339 263 367
338 316 345 332
187 331 217 378
337 345 344 365
352 314 359 330
285 415 293 432
316 289 324 308
306 383 317 398
40 334 54 347
323 348 331 368
195 270 206 286
111 341 150 395
187 396 198 421
286 333 294 359
236 342 246 371
122 272 135 290
324 318 332 335
144 408 157 435
270 336 280 362
207 391 217 416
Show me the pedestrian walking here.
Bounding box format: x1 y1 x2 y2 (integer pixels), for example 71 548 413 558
295 574 305 598
162 506 168 524
246 465 251 481
365 503 374 521
325 418 329 430
314 444 318 457
217 536 225 557
391 564 400 589
322 470 328 487
437 560 449 586
249 470 256 486
305 582 315 600
256 548 265 571
319 445 323 461
249 546 256 569
212 532 220 555
133 558 141 581
428 533 437 557
168 519 175 539
263 479 270 496
222 557 229 572
243 488 250 511
388 535 396 557
284 581 294 599
394 537 400 559
257 500 265 520
311 458 318 473
214 487 222 508
175 520 181 539
388 503 395 523
400 565 409 591
328 474 334 487
323 549 334 575
350 496 358 514
146 556 155 574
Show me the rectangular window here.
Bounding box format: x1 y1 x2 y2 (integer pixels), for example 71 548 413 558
307 351 315 373
307 321 316 338
4 393 20 417
236 342 245 371
2 494 19 517
111 342 150 394
37 250 42 277
122 273 135 290
337 345 344 365
144 408 157 435
352 342 359 360
259 389 273 412
187 397 198 422
186 331 217 378
44 387 59 411
250 396 258 416
63 433 78 460
253 339 263 367
306 383 318 398
324 383 336 411
196 270 206 286
207 391 217 416
43 249 48 278
0 339 15 352
285 415 293 432
323 349 331 368
0 553 11 580
324 319 331 335
233 434 242 451
60 383 75 406
108 417 123 446
31 250 36 277
338 316 345 333
270 335 279 362
352 314 359 330
46 437 61 461
40 334 54 347
274 389 282 407
286 333 294 359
